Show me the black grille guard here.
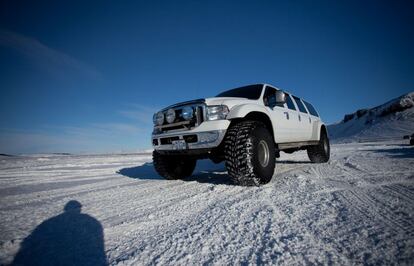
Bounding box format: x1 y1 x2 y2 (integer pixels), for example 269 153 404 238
161 98 205 111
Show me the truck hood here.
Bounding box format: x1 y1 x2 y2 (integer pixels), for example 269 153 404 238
160 97 260 112
204 97 259 109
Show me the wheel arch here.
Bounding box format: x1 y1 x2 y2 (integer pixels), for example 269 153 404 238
319 124 328 140
228 111 275 142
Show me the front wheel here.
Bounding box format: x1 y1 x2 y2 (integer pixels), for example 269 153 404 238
153 151 196 180
307 129 330 163
224 121 276 186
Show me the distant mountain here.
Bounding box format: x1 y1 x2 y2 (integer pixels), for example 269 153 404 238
328 92 414 142
0 153 15 157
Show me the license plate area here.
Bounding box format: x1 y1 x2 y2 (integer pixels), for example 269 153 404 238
172 139 187 150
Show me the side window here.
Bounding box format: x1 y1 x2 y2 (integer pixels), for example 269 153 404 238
292 96 308 114
263 86 283 108
285 94 296 110
304 101 319 117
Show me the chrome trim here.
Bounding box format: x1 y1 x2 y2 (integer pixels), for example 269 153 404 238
278 141 320 150
258 140 270 167
153 130 226 150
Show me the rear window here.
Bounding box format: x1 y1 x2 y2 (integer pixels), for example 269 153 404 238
292 96 308 114
216 84 263 100
303 101 319 117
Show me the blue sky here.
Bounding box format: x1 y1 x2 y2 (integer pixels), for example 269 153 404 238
0 0 413 154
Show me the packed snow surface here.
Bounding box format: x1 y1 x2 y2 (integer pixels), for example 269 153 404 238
1 142 414 265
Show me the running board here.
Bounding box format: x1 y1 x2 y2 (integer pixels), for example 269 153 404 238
278 141 319 150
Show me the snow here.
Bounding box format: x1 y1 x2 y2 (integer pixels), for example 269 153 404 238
328 92 414 142
1 141 413 265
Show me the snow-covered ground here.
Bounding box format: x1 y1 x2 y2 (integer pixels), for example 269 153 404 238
1 141 413 265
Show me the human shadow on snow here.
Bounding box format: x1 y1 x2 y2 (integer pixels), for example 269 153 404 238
12 200 107 266
117 159 233 185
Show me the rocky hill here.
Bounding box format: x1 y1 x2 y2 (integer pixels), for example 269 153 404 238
328 92 414 142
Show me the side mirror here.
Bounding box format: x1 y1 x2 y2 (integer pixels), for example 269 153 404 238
275 91 286 105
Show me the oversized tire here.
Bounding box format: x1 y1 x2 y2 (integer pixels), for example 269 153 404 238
153 151 196 180
307 129 330 163
224 121 276 186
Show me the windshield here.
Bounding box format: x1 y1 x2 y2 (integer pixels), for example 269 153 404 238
216 84 264 100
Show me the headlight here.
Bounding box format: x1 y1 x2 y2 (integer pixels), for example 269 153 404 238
206 105 229 121
166 108 176 124
181 106 194 120
153 112 164 126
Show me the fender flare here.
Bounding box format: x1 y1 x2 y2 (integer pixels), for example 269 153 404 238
226 104 275 141
226 104 271 120
317 123 328 140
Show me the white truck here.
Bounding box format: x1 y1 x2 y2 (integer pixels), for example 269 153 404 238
152 84 330 186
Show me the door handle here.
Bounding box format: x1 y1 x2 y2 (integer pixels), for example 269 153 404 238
298 114 301 121
309 117 312 123
283 112 289 120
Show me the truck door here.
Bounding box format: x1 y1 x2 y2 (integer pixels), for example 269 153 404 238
292 96 313 141
303 100 321 141
263 87 301 143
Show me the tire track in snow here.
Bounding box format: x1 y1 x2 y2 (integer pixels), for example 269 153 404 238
369 187 414 236
102 181 228 228
385 183 414 202
109 186 252 264
316 156 414 235
347 189 409 232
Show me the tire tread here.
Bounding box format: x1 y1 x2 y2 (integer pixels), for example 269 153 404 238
153 151 196 180
224 121 272 186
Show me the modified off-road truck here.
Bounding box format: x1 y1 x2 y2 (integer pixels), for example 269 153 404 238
152 84 330 186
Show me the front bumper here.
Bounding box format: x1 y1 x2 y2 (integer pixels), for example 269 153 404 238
152 120 229 151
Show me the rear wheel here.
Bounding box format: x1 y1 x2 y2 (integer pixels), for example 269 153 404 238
224 121 275 186
153 151 196 180
307 129 330 163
